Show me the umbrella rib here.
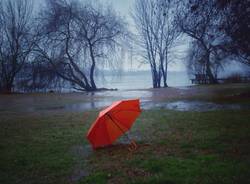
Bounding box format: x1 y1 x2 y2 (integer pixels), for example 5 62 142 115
106 113 131 142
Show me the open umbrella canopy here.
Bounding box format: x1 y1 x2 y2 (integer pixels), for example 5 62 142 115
86 99 141 149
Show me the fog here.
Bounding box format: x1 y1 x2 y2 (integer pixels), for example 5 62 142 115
0 0 249 92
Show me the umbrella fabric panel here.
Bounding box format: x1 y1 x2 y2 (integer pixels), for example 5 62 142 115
105 115 128 143
87 116 111 148
110 110 141 130
110 100 141 114
99 101 121 117
86 99 141 149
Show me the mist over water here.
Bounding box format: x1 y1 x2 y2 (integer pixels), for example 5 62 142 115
96 71 191 90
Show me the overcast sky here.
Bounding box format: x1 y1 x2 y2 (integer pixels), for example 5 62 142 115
35 0 187 71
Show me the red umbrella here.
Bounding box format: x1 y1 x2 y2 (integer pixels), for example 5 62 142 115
86 99 141 149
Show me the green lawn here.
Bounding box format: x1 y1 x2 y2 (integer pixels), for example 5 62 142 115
0 84 250 184
1 109 250 184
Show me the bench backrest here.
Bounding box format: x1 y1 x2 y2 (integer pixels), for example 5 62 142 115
195 74 208 80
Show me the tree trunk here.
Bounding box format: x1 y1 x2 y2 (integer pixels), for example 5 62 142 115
163 64 168 87
151 66 159 88
153 72 158 88
163 75 168 87
163 53 168 87
205 52 217 84
151 69 157 88
89 44 97 90
1 81 13 93
157 71 161 88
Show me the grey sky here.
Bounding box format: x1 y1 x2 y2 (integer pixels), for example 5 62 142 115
103 0 134 16
100 0 187 71
35 0 187 71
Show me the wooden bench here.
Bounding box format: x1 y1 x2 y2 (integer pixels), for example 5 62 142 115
191 74 250 84
191 74 210 84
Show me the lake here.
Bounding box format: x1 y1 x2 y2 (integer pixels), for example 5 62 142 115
96 71 192 90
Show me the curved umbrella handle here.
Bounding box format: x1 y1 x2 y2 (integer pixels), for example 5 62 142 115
128 139 138 151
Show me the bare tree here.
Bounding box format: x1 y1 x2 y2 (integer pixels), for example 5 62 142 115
187 41 207 77
35 0 126 91
133 0 158 88
175 0 229 83
76 4 127 90
215 0 250 66
187 40 225 79
16 58 64 92
132 0 179 88
0 0 35 93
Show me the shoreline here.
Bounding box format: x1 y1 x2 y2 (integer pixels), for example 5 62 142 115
0 83 249 114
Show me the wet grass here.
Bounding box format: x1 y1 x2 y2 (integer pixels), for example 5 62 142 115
1 109 249 183
82 109 250 184
0 84 250 184
0 111 98 184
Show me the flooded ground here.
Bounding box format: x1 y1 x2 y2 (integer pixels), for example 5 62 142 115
62 100 250 112
142 100 250 111
0 84 250 113
0 84 250 184
70 144 93 182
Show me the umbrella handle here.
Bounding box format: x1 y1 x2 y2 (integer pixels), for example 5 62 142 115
128 139 137 151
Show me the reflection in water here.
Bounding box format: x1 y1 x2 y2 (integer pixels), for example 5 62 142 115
65 100 112 111
62 89 154 112
64 100 249 112
70 144 92 181
143 100 248 111
3 89 249 112
94 90 153 101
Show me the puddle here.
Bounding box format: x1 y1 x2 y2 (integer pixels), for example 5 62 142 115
94 90 153 100
71 144 93 158
6 88 249 112
70 145 93 182
35 106 65 111
30 100 249 112
21 90 153 112
143 100 250 111
64 100 112 112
